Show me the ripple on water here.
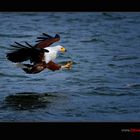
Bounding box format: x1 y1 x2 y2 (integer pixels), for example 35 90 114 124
126 83 140 88
0 33 33 38
112 55 139 61
82 86 139 97
80 38 105 43
0 72 28 78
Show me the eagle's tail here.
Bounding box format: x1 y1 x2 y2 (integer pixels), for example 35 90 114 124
16 63 45 74
16 63 34 74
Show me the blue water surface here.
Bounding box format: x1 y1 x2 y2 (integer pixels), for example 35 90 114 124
0 12 140 121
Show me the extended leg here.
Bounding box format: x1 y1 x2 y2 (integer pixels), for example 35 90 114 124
16 63 46 74
46 61 73 71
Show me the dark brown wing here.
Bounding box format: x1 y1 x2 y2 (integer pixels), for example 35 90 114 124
6 41 49 64
35 33 60 49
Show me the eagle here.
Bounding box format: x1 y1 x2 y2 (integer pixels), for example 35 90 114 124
6 33 72 74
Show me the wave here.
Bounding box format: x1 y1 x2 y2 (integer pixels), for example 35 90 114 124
0 33 33 38
102 12 125 20
112 55 139 61
126 83 140 88
80 38 105 43
0 72 28 78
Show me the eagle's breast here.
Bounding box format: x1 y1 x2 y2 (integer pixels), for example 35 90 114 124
44 51 57 64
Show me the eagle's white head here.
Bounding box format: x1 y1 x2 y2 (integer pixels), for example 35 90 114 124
44 45 67 63
44 45 67 53
52 45 67 53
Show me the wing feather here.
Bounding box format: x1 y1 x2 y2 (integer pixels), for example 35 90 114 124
6 42 48 63
35 33 60 48
6 32 57 64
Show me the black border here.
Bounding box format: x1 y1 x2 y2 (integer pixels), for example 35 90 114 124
0 122 140 138
0 0 140 11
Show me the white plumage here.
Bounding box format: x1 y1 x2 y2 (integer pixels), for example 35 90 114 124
44 45 64 63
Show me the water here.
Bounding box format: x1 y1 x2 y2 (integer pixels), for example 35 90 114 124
0 12 140 121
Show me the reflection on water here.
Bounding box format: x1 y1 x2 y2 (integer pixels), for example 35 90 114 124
3 92 57 110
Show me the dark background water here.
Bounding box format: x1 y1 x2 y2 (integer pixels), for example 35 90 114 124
0 12 140 121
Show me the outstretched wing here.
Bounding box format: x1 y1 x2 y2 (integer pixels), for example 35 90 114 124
35 33 60 49
6 42 49 63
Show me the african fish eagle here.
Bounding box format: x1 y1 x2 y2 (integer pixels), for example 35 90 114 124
6 33 72 74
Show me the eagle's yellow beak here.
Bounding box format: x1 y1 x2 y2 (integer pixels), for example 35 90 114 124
60 47 67 53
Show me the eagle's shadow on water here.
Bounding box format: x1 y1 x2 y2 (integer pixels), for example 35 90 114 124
3 92 57 110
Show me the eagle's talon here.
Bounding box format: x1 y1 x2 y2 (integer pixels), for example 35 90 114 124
62 61 73 69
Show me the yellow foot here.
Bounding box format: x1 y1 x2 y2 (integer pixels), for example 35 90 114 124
62 61 73 69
